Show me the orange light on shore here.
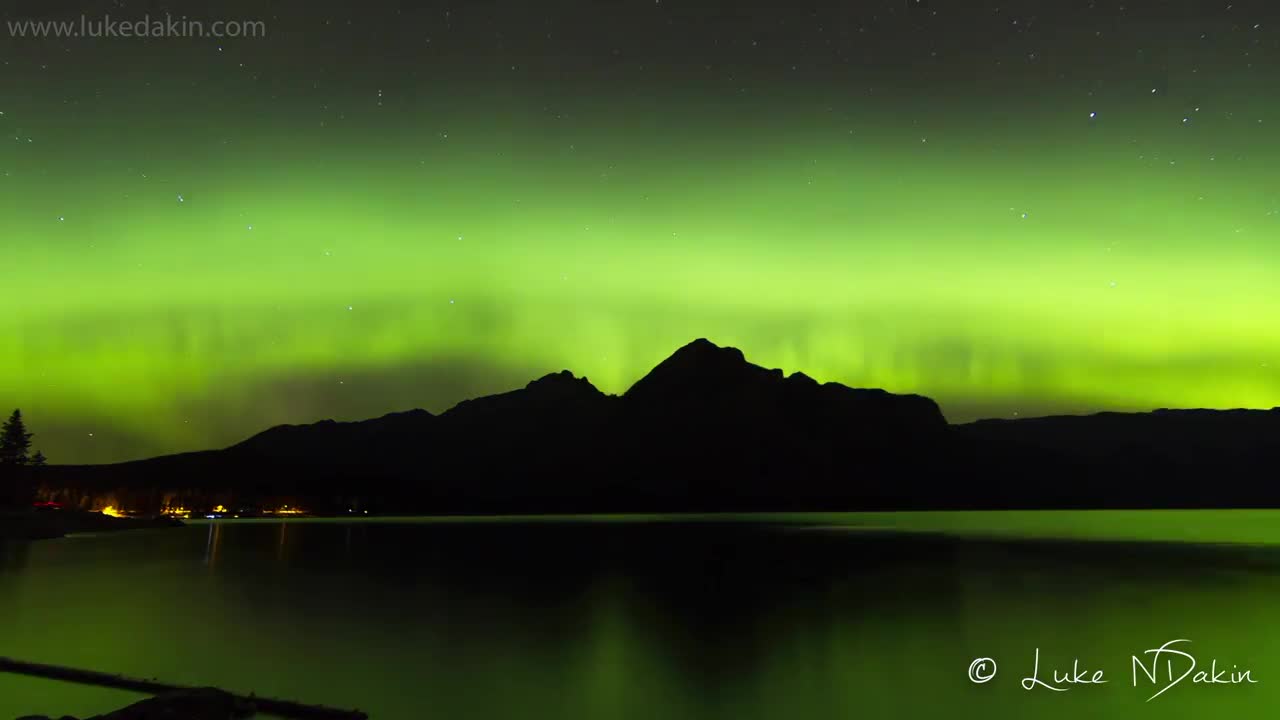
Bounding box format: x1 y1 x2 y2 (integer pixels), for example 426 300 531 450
100 506 124 518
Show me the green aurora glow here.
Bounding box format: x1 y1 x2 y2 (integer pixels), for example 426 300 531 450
3 3 1278 463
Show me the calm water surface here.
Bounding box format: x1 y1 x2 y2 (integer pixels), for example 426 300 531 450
2 512 1279 719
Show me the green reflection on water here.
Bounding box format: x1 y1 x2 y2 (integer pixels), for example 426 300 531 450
1 512 1277 719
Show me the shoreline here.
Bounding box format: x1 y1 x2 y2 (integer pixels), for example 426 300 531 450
0 509 184 541
186 509 1280 547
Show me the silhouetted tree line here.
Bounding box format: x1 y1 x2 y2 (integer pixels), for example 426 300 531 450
1 409 45 507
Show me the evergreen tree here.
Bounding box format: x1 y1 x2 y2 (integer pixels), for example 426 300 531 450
31 451 47 467
0 409 33 466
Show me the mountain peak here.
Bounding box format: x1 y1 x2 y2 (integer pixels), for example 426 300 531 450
787 371 819 387
524 370 604 399
625 339 774 401
443 369 609 425
681 336 739 354
668 338 746 366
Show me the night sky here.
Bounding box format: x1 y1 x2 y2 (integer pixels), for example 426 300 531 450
3 0 1278 464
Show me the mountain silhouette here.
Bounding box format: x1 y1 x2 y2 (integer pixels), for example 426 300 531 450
36 339 1280 514
957 408 1280 507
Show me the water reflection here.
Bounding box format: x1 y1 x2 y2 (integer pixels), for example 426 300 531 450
276 522 289 563
0 540 30 574
204 522 222 567
0 520 1277 720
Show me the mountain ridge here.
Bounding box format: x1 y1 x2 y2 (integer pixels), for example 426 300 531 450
32 339 1280 513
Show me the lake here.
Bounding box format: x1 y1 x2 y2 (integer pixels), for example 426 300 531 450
2 511 1278 719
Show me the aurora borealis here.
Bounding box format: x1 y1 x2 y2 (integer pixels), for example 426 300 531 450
3 0 1278 463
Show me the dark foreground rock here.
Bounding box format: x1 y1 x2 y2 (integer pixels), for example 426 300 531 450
15 688 254 720
1 656 367 720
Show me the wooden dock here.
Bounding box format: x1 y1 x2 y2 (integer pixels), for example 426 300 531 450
0 657 368 720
